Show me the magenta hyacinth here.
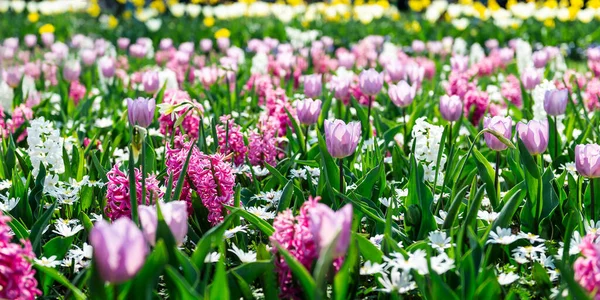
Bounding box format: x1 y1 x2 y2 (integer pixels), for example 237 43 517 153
388 80 416 108
324 119 361 159
295 98 322 125
216 115 248 166
138 201 188 246
516 120 549 155
483 116 513 151
158 89 203 139
463 90 489 125
439 94 463 122
89 218 148 284
248 128 278 167
543 89 569 116
68 81 87 105
303 74 322 98
310 203 353 258
0 211 41 299
575 144 600 178
105 164 163 221
127 97 156 128
359 68 383 96
574 233 600 298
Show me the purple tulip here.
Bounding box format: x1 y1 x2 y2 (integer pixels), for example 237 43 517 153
179 42 195 54
99 57 115 78
521 68 540 90
24 34 37 48
450 55 469 73
388 81 416 108
41 33 54 47
310 203 353 258
485 39 499 50
62 60 81 82
543 89 568 116
4 67 21 88
337 52 355 69
324 119 361 158
499 48 514 64
138 201 188 246
484 116 513 151
200 39 213 52
89 218 148 284
532 50 549 69
81 49 97 66
359 68 383 96
129 44 147 59
296 98 322 125
385 60 406 83
303 74 322 98
117 38 130 50
3 38 18 50
330 74 352 100
576 144 600 178
159 38 173 50
439 94 463 122
143 71 160 94
412 40 426 53
127 97 156 128
516 120 549 155
217 38 230 51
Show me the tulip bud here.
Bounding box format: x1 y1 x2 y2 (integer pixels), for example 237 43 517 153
127 97 156 128
483 116 512 151
450 55 469 73
521 68 540 90
517 120 549 155
4 67 21 88
337 52 355 69
217 38 230 51
439 94 463 122
532 50 549 69
41 33 54 47
99 57 115 78
63 60 81 82
138 201 188 246
385 60 405 83
143 71 160 94
159 38 173 50
310 203 353 258
200 39 213 52
388 81 416 108
576 144 600 178
543 89 568 116
117 38 130 50
359 68 383 96
303 74 322 98
324 119 361 158
24 34 37 48
81 49 97 66
89 218 148 284
296 98 322 125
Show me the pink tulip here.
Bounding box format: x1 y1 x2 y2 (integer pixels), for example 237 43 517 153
484 116 512 151
388 80 416 108
138 201 188 246
516 120 549 155
296 98 322 125
310 203 353 258
324 119 361 158
575 144 600 178
439 94 463 122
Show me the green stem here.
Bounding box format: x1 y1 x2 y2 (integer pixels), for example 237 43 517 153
592 179 596 222
495 151 501 202
339 158 344 198
553 116 558 158
141 135 147 206
534 155 543 233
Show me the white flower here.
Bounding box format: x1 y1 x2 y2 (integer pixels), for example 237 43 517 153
0 179 12 190
35 256 61 268
252 190 283 208
252 166 270 177
477 210 499 223
428 231 453 251
224 225 248 239
204 252 221 263
497 272 519 285
377 269 417 294
229 244 257 263
430 252 455 274
512 244 547 262
517 232 545 244
290 168 307 180
52 222 84 237
360 261 386 275
370 234 384 249
246 206 276 220
0 197 19 212
487 227 522 245
304 166 320 177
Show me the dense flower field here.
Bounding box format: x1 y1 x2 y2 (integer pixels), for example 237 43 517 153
5 0 600 299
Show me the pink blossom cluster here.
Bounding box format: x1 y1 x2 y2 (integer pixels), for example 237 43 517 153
463 90 489 125
247 119 278 167
585 78 600 111
165 135 236 225
69 81 87 105
216 115 247 166
0 211 41 300
158 89 203 139
105 164 163 221
574 232 600 298
501 75 523 108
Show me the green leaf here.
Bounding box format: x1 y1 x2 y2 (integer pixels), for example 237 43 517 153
34 264 86 300
209 245 229 300
30 201 57 255
353 232 383 263
334 235 359 300
124 240 169 299
472 148 499 209
442 184 469 229
165 265 202 299
191 211 238 270
491 182 526 229
277 180 295 212
517 139 540 179
354 161 383 199
285 107 306 154
225 205 274 235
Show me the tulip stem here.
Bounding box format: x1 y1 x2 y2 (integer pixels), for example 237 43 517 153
304 125 309 154
141 135 147 206
494 151 501 203
592 179 596 222
339 158 344 198
534 155 543 233
402 108 408 153
367 96 373 137
553 116 558 159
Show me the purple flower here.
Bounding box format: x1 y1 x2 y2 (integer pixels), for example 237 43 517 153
127 97 156 128
310 203 353 258
81 49 97 66
388 80 416 108
439 94 463 122
24 34 37 48
484 116 513 151
200 39 213 52
521 68 540 90
99 57 115 78
4 67 21 88
117 38 130 50
450 55 469 73
359 68 383 96
63 60 81 82
159 38 173 50
41 33 54 47
89 218 148 284
516 120 549 155
138 201 188 246
385 60 406 83
575 144 600 178
532 50 549 69
143 71 160 94
296 98 322 125
324 119 361 158
303 74 322 98
543 89 568 116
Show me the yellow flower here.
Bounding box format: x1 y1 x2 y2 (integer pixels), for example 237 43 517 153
287 0 304 6
39 23 55 34
132 0 145 8
572 0 584 8
568 6 580 19
544 18 555 27
391 11 401 20
150 0 166 13
27 12 39 23
108 15 119 29
116 0 126 3
204 16 215 27
302 20 310 27
506 0 517 9
123 11 132 20
488 0 500 10
473 2 487 19
87 3 101 17
589 0 600 8
409 0 430 12
214 28 230 39
412 20 421 32
376 0 390 8
544 0 558 8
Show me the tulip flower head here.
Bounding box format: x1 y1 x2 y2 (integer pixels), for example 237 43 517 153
296 98 322 125
359 68 383 96
543 89 568 116
127 97 156 128
484 116 513 151
138 201 188 246
303 74 322 98
310 203 353 258
324 119 361 158
439 94 463 122
89 218 148 284
516 120 549 155
388 80 416 108
575 144 600 178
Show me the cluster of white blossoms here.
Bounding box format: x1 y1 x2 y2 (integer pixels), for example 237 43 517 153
285 27 320 49
411 117 446 184
26 117 64 187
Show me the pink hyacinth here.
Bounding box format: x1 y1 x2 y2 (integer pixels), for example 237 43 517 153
463 90 489 125
586 78 600 111
574 233 600 298
6 104 33 142
165 135 201 211
216 115 248 166
158 89 203 139
105 164 163 221
0 211 41 300
446 72 476 99
501 75 523 108
69 81 86 105
247 126 278 167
